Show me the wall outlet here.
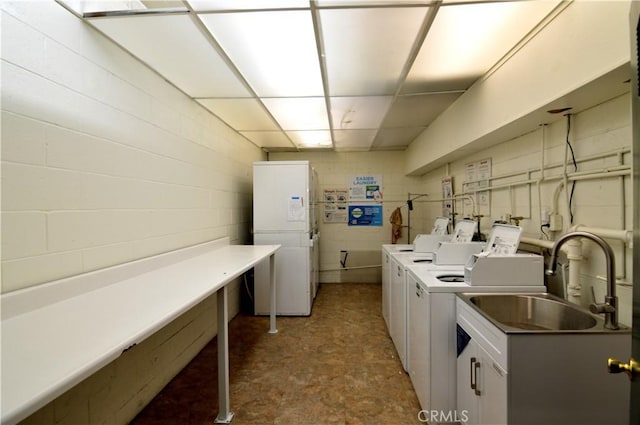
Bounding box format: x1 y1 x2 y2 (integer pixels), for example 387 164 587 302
540 207 550 226
549 214 563 231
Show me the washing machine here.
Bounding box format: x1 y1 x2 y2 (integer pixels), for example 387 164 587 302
406 264 546 416
389 251 463 372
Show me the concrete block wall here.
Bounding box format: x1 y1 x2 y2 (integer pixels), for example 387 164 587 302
270 151 424 283
415 93 633 325
1 1 262 423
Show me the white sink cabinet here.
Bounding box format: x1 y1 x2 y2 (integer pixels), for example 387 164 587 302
456 333 507 425
456 296 630 425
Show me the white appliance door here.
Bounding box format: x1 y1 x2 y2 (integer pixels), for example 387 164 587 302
253 161 309 233
254 232 312 316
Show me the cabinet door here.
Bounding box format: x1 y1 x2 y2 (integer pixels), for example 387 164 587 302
457 336 507 425
478 347 507 425
457 338 479 425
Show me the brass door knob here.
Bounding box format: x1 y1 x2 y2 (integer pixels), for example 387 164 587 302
608 357 639 381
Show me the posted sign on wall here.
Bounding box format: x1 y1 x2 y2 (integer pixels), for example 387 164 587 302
349 174 383 202
348 174 383 226
348 205 383 226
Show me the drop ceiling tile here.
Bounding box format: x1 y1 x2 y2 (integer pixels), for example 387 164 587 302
381 92 462 128
91 14 251 98
333 129 377 150
286 130 333 148
316 1 432 6
188 0 308 11
320 6 429 96
262 97 329 130
197 98 279 131
60 0 187 14
200 10 323 97
371 127 426 150
403 1 562 94
240 131 294 148
330 96 393 130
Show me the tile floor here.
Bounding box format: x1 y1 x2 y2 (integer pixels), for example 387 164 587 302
130 283 423 425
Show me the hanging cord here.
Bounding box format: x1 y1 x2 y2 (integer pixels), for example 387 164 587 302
565 114 578 224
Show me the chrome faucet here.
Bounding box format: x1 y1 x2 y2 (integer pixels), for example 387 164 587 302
545 231 619 330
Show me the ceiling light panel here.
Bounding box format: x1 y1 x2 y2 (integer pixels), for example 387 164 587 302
240 131 294 148
60 0 187 14
188 0 309 11
319 6 429 96
402 1 561 93
200 10 324 97
286 130 333 148
330 96 393 130
91 14 250 97
315 1 434 6
262 97 329 130
197 98 280 130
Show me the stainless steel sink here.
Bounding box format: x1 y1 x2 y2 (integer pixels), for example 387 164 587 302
459 293 624 333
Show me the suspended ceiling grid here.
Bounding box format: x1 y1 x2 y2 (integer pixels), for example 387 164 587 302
60 0 563 152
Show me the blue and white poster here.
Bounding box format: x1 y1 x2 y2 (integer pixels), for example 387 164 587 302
349 175 383 202
348 205 383 226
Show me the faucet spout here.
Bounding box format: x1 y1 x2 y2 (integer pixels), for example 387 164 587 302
546 231 619 330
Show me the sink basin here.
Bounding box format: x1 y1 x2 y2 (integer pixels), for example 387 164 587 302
464 293 603 332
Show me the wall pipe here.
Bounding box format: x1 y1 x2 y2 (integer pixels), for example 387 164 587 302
461 147 630 188
568 225 633 248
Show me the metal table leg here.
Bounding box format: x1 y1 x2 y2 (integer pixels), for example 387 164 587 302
214 286 234 424
269 253 278 334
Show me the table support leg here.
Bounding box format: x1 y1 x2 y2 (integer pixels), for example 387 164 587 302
214 286 234 424
269 253 278 334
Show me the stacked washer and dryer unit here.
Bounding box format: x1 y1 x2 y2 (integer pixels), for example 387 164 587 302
383 221 547 420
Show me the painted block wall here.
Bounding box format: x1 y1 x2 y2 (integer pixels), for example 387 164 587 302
1 2 262 423
269 151 424 283
272 93 632 327
414 93 633 325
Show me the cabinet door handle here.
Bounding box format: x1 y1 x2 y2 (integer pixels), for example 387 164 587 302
474 361 482 396
470 357 477 391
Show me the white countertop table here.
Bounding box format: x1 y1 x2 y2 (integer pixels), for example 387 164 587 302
1 238 279 424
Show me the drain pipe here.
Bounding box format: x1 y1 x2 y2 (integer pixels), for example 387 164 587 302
564 239 583 304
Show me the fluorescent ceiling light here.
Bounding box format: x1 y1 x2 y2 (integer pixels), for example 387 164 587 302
91 14 251 97
187 0 308 11
320 6 429 96
200 10 324 97
286 130 333 147
262 98 330 130
60 0 186 14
